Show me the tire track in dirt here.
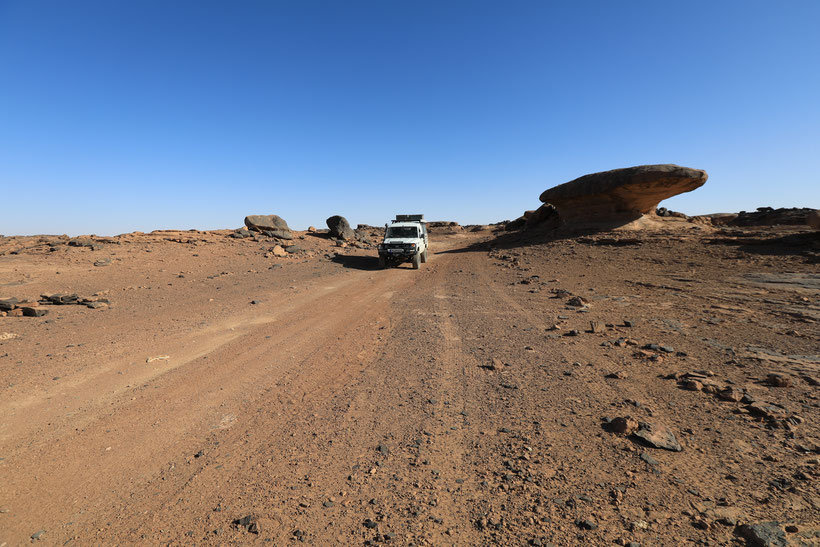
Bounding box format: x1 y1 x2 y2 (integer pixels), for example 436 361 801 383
0 265 420 544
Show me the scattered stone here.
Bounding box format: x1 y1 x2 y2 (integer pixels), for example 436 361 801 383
40 293 80 305
31 530 45 540
682 379 703 391
68 237 100 249
588 321 604 333
363 518 378 529
718 387 744 402
567 296 588 307
606 371 628 379
564 329 580 337
737 521 788 547
38 293 108 311
0 297 20 311
480 358 502 370
284 245 302 253
746 402 788 421
801 374 820 386
611 417 639 435
232 515 260 534
631 422 682 451
640 452 658 466
21 307 48 317
766 374 792 387
623 320 636 327
575 518 598 530
93 258 111 267
270 245 288 257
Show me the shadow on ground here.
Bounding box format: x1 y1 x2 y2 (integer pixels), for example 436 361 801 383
330 255 383 271
708 231 820 263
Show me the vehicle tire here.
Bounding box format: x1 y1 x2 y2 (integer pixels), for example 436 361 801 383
378 256 386 269
421 249 428 263
412 253 421 269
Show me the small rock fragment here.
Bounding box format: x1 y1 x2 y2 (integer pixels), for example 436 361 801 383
718 387 744 402
632 422 682 451
737 522 788 547
766 374 792 388
611 417 639 435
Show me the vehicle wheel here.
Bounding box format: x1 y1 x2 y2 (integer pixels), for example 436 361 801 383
378 256 386 269
412 253 421 269
421 249 428 263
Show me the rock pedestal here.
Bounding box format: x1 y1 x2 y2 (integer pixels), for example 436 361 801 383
539 164 707 229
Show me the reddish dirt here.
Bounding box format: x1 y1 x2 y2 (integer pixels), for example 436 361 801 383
0 225 818 545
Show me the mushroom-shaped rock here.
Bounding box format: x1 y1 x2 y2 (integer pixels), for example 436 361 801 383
326 215 355 240
244 215 293 240
539 164 707 229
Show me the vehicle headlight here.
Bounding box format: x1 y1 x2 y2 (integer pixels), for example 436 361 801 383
409 243 416 248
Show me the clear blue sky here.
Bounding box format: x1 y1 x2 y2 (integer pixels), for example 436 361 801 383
1 1 818 235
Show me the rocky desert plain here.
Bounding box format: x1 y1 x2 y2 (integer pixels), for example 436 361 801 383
1 165 819 546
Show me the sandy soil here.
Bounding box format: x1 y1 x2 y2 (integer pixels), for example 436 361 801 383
0 225 818 545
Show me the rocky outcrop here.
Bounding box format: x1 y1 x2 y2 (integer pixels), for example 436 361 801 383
427 221 463 233
525 204 559 229
326 215 355 240
808 210 820 230
729 207 817 227
539 164 707 229
244 215 293 240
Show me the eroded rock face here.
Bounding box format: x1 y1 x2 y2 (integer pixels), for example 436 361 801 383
539 164 707 229
730 207 817 227
244 215 292 240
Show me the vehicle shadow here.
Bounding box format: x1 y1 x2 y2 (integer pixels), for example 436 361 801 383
330 254 384 271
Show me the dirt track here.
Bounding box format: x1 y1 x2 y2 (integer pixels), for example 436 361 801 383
1 227 818 545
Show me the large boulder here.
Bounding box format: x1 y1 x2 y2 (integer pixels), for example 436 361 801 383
326 215 355 240
244 215 293 240
539 164 707 229
808 209 820 230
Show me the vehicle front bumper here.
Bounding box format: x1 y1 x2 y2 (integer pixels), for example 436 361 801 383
378 248 417 258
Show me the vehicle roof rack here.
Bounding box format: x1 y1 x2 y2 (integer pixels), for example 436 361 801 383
393 214 425 222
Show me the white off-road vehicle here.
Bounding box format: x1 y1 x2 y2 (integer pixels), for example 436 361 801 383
377 214 429 269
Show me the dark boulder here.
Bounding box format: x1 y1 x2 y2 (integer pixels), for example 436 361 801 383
326 215 355 241
244 215 293 240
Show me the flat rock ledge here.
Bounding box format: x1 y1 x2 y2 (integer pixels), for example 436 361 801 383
539 164 707 230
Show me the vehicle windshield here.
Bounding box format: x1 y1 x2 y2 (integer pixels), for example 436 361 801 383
386 226 418 239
